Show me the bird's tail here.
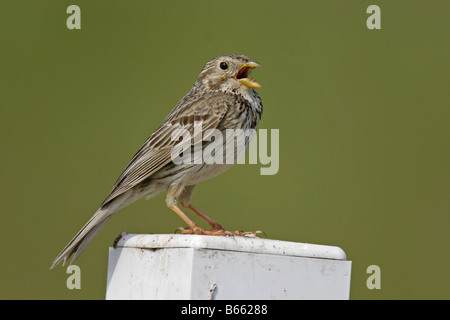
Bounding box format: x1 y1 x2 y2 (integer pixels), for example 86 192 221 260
50 206 114 269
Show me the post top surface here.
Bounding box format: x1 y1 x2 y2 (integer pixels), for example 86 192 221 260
114 234 347 260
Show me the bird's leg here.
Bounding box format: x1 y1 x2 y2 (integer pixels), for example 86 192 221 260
166 186 205 235
170 204 233 235
169 203 205 235
178 185 225 232
181 203 263 237
184 204 224 231
171 185 262 237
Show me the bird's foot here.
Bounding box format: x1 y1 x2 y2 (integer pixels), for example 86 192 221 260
177 227 264 238
232 230 265 238
177 226 232 236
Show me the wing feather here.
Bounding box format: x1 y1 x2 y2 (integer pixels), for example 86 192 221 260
100 92 230 206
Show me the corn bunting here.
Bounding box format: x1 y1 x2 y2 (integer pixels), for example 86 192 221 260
51 54 263 268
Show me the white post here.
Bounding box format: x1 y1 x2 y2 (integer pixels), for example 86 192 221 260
106 234 351 300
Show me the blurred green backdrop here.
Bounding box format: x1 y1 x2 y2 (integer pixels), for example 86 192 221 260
1 0 449 299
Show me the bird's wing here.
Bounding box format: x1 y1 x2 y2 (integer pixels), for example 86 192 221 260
100 92 231 206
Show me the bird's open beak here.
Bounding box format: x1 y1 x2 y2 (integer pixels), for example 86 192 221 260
235 61 262 88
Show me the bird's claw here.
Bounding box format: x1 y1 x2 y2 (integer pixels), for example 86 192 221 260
235 230 265 238
176 227 264 238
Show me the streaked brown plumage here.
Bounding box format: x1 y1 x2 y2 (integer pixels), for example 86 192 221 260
51 54 263 269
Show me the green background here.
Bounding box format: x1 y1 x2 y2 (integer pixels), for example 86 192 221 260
1 1 449 299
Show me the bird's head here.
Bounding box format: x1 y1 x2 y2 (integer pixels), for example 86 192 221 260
195 54 262 94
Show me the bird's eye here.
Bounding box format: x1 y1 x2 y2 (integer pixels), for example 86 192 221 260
219 62 228 70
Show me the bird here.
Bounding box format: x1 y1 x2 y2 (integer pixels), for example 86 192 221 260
50 54 263 269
